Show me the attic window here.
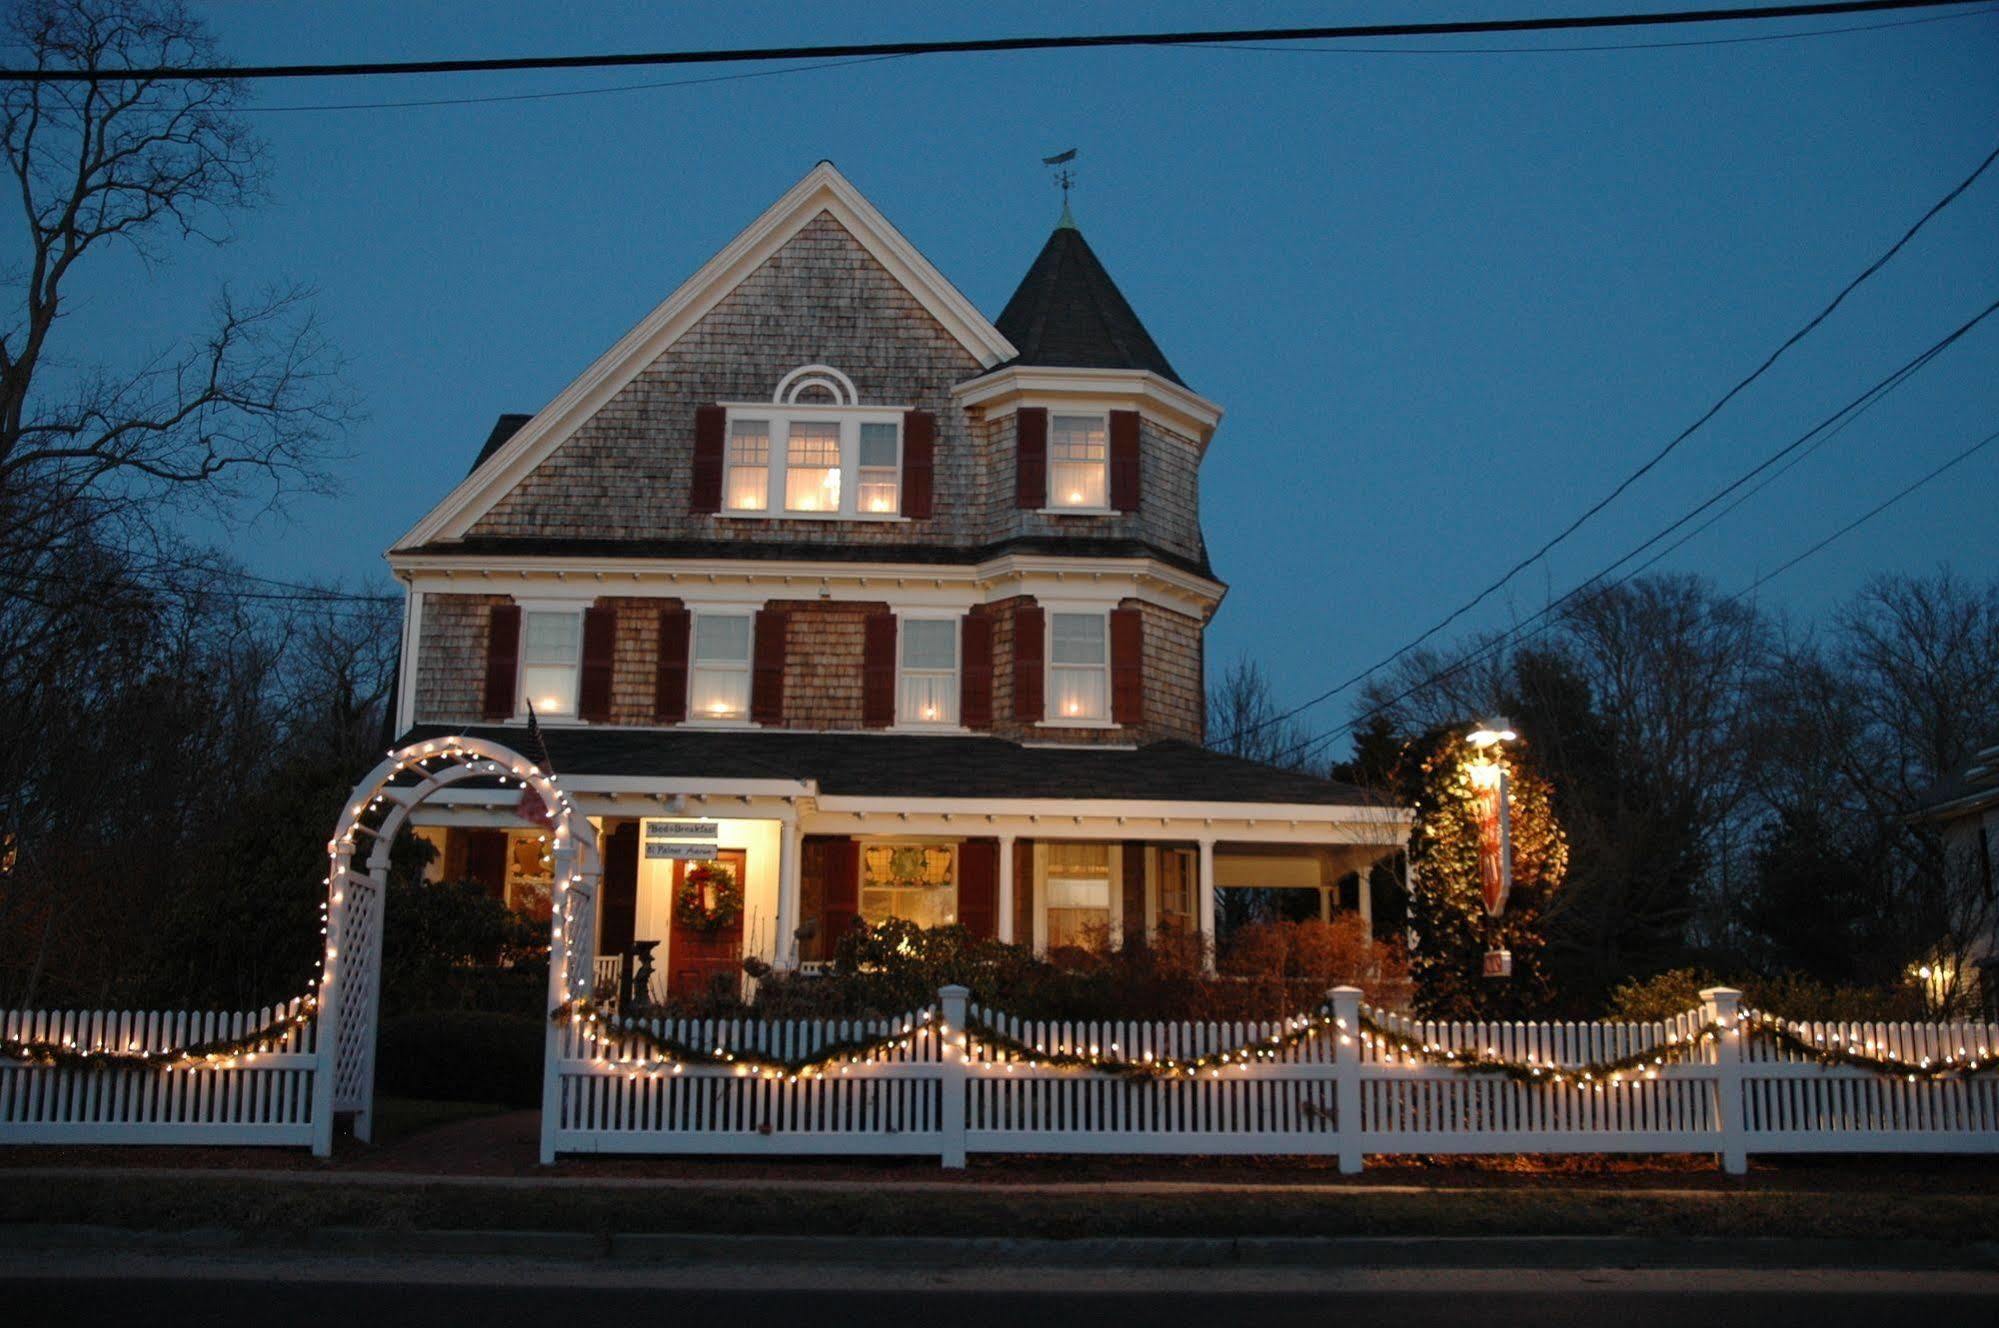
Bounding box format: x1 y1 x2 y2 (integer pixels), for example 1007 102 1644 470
1048 414 1109 509
717 365 908 521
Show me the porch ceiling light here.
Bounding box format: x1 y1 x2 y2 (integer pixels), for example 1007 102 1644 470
1467 717 1517 749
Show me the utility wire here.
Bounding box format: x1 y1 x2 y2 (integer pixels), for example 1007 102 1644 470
223 7 1999 114
1206 1 1995 54
2 1 1986 82
1217 132 1999 749
1273 293 1999 766
1727 423 1999 603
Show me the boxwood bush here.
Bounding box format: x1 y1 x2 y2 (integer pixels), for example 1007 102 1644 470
375 1010 544 1107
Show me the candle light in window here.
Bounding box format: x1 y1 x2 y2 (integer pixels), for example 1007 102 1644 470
537 695 564 712
1065 699 1082 716
921 703 938 720
1068 490 1084 504
708 701 733 717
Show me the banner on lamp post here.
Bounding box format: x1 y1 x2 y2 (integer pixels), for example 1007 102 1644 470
1471 759 1515 980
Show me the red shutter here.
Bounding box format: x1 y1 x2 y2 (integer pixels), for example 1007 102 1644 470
1109 409 1141 513
1015 407 1047 509
1012 602 1044 722
1121 841 1147 943
482 602 521 719
690 405 725 513
861 611 897 728
599 822 640 954
902 409 935 520
1110 606 1145 725
821 838 861 951
959 839 999 940
653 604 690 723
960 611 994 731
577 603 617 722
751 607 788 725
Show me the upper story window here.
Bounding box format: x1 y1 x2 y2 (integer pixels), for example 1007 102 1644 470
722 365 906 520
688 612 752 721
519 610 582 717
898 617 959 726
1048 414 1109 509
1048 611 1109 722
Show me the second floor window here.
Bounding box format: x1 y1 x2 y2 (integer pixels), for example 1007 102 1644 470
689 613 752 721
1048 611 1108 721
722 407 904 519
519 610 581 717
898 617 958 725
1048 414 1108 509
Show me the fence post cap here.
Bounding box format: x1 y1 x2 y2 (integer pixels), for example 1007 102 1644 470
1329 986 1365 997
1699 986 1744 1001
938 984 971 998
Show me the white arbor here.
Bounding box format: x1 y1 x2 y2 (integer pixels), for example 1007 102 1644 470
314 735 600 1156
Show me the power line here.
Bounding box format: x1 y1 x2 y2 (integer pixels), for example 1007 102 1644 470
1276 293 1999 765
2 1 1987 83
1218 131 1999 749
1727 423 1999 603
1205 2 1995 54
235 54 913 115
222 6 1999 115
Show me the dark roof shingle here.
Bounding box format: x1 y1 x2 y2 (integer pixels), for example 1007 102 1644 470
393 725 1385 808
993 222 1184 386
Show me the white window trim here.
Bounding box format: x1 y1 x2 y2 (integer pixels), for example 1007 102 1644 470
716 403 911 522
682 606 758 729
892 610 963 731
1045 410 1111 513
514 600 584 725
1040 607 1116 729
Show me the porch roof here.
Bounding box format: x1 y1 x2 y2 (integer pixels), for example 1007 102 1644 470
392 724 1394 810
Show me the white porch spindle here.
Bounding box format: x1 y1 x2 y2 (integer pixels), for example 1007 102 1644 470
996 835 1016 944
775 813 802 968
1196 837 1217 969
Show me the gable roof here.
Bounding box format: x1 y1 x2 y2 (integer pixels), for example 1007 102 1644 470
994 219 1184 387
396 162 1016 551
469 413 532 476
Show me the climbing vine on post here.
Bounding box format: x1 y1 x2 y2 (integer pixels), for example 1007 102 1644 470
1407 731 1568 1018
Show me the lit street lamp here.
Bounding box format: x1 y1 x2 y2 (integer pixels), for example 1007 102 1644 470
1467 717 1517 979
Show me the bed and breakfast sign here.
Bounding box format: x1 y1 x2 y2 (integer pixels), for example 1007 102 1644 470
642 818 719 861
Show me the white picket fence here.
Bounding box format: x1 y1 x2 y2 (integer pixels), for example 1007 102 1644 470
0 999 320 1147
546 986 1999 1170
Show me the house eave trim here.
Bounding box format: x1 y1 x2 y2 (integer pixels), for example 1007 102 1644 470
395 162 1016 552
950 365 1224 447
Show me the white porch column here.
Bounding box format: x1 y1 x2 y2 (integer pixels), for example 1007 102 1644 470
1357 861 1375 934
997 834 1017 944
1197 836 1217 972
775 810 802 970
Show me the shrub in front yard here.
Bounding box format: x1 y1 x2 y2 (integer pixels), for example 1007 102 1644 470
375 1009 545 1107
1602 967 1927 1022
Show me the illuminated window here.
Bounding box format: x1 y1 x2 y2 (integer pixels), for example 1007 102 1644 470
784 421 842 512
688 613 752 721
724 419 770 511
1045 842 1111 950
860 842 957 929
857 421 901 514
519 610 581 717
1048 414 1108 509
898 617 958 726
1048 612 1108 722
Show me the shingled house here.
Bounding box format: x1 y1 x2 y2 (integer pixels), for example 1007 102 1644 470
387 163 1407 999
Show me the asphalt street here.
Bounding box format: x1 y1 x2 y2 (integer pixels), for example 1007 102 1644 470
6 1259 1996 1327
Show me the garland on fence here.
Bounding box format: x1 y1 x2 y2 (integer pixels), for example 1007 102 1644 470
0 998 318 1073
548 996 1999 1090
549 997 940 1080
1358 1009 1721 1088
1742 1007 1998 1082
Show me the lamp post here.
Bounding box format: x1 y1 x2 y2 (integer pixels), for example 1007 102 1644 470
1466 717 1517 979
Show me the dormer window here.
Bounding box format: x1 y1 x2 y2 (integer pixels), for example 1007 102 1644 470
715 365 909 521
1048 414 1109 509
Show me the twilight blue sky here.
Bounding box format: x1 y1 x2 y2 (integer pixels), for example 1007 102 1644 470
58 2 1999 751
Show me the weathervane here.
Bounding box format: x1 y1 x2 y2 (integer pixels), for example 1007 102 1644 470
1042 147 1078 214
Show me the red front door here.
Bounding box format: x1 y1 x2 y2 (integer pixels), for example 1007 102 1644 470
667 849 746 1002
